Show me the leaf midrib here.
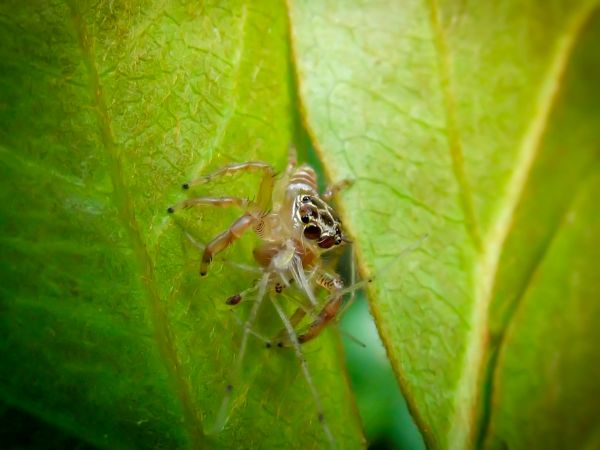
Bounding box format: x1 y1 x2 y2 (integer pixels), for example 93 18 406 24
67 1 206 447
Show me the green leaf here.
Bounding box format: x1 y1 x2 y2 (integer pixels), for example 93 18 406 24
0 1 363 448
288 1 600 449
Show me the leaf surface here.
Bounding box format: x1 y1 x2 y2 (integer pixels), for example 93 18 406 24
288 0 600 449
0 1 363 448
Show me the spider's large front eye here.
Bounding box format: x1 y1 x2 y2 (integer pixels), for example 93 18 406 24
303 225 321 240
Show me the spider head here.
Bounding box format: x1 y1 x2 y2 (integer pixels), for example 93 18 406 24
295 194 345 251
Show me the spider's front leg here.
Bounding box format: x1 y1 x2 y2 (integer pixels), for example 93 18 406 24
275 270 344 346
199 213 257 276
169 199 259 276
297 271 345 344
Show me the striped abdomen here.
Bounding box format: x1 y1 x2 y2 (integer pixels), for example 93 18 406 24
288 164 318 194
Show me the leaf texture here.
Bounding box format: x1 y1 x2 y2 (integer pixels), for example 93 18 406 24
288 0 600 448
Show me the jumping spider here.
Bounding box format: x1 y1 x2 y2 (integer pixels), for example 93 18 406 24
168 148 357 446
167 149 352 345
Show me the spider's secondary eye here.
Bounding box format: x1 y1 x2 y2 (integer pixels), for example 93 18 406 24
299 204 319 220
303 225 321 240
301 195 311 203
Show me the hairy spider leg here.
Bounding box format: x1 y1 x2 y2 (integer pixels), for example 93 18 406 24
211 271 270 434
270 295 336 449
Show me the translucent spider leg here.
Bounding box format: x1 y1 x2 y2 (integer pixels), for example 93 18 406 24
178 162 276 276
270 295 336 449
271 289 319 346
183 161 275 211
322 179 353 201
199 213 257 276
183 231 262 275
286 144 298 173
335 244 360 320
211 271 270 434
275 264 364 346
288 254 319 307
228 309 271 344
269 255 320 345
167 196 249 214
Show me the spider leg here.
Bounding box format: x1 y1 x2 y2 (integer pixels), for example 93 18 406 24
167 196 250 214
286 144 298 175
271 307 306 346
225 283 260 306
273 270 344 346
296 271 345 344
334 244 360 320
322 179 353 201
211 272 270 434
270 295 336 449
228 310 272 344
271 287 321 345
200 213 257 276
183 231 262 275
183 161 275 211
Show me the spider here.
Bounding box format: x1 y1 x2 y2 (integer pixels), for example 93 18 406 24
167 147 357 447
167 148 352 345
